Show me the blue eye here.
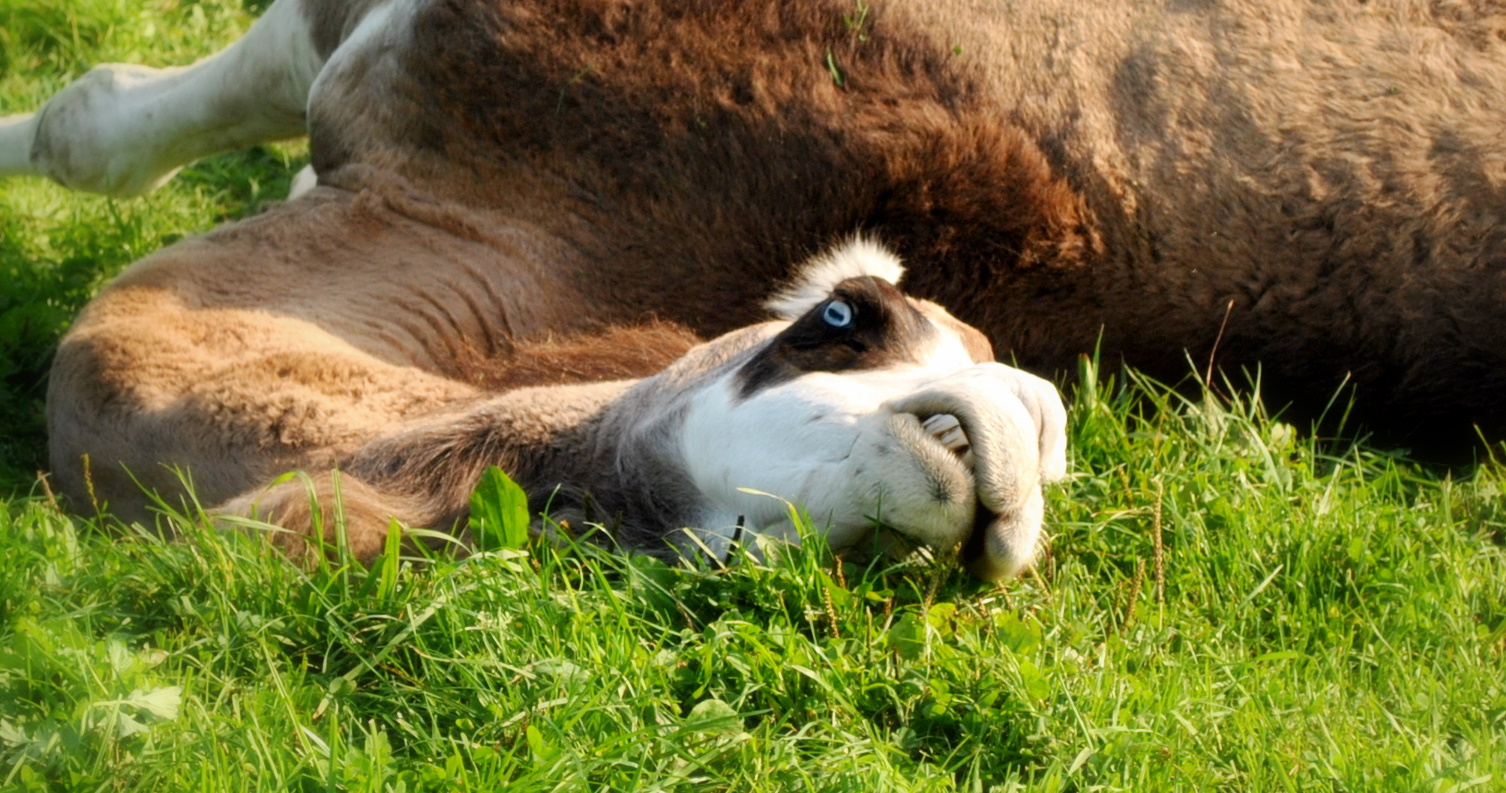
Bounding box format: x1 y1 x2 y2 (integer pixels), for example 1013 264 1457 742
822 299 854 328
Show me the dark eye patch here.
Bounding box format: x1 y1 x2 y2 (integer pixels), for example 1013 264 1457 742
734 277 938 399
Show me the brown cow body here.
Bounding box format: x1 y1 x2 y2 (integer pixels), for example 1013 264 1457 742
7 0 1504 443
3 0 1505 567
290 0 1506 445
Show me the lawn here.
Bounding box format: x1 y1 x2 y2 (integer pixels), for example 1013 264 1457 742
1 1 1503 790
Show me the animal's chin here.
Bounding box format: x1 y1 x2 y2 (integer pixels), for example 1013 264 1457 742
833 504 1006 578
960 497 1046 581
818 409 1036 578
832 411 978 550
850 503 1015 578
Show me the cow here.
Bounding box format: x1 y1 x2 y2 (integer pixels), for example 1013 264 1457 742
7 0 1504 453
3 0 1505 568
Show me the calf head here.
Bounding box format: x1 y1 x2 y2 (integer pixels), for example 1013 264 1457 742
630 240 1068 580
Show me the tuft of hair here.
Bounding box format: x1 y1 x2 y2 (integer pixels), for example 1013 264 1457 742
766 237 906 320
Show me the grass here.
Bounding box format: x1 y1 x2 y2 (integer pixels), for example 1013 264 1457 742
0 0 302 491
1 1 1504 790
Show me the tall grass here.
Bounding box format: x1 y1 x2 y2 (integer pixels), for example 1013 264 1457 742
2 367 1503 790
1 1 1503 790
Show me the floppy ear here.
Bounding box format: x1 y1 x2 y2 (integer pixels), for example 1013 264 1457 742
765 236 906 320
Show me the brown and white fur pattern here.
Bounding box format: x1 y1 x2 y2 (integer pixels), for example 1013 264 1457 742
7 0 1506 452
56 235 1064 579
11 0 1506 573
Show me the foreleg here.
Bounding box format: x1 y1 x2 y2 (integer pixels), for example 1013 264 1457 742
215 379 638 564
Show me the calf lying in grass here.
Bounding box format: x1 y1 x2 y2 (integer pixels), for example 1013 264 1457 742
7 0 1506 453
49 231 1065 580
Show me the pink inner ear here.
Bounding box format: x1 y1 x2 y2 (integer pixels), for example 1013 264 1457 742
911 300 994 363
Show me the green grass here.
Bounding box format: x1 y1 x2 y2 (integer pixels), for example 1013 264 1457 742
2 2 1504 790
0 0 303 491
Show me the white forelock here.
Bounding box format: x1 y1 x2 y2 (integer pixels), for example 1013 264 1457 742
765 236 906 320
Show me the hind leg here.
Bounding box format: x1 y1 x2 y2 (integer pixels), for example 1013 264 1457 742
0 0 346 195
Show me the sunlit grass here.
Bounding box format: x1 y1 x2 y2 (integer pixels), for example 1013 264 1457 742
2 372 1503 791
0 0 304 490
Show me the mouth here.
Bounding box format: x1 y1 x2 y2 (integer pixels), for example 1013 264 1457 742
920 412 1010 576
960 499 1002 576
840 407 1029 579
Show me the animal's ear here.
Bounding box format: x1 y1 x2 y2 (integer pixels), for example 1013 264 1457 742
765 236 906 320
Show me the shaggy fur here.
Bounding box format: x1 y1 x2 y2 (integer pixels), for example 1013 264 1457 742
51 219 1067 579
289 0 1506 447
19 0 1506 526
13 0 1506 446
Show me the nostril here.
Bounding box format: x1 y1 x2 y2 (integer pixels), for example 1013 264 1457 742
921 413 973 464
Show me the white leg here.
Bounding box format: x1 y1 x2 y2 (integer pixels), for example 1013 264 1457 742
0 0 330 197
0 113 42 181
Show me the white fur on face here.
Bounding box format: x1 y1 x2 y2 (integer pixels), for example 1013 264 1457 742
672 237 1067 578
677 321 1067 578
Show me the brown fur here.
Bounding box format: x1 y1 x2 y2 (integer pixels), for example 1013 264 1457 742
296 0 1506 448
451 322 702 391
43 0 1506 550
47 179 687 527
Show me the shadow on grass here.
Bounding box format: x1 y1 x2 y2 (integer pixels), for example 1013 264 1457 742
0 146 306 496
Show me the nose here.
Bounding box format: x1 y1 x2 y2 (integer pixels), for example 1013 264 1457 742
887 364 1067 579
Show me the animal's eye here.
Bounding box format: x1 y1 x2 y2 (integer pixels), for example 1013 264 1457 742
822 299 854 328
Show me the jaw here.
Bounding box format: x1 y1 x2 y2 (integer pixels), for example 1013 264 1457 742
823 412 1043 580
678 373 974 531
681 406 993 563
959 488 1045 580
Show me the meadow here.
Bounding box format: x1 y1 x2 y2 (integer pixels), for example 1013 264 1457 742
1 1 1503 790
